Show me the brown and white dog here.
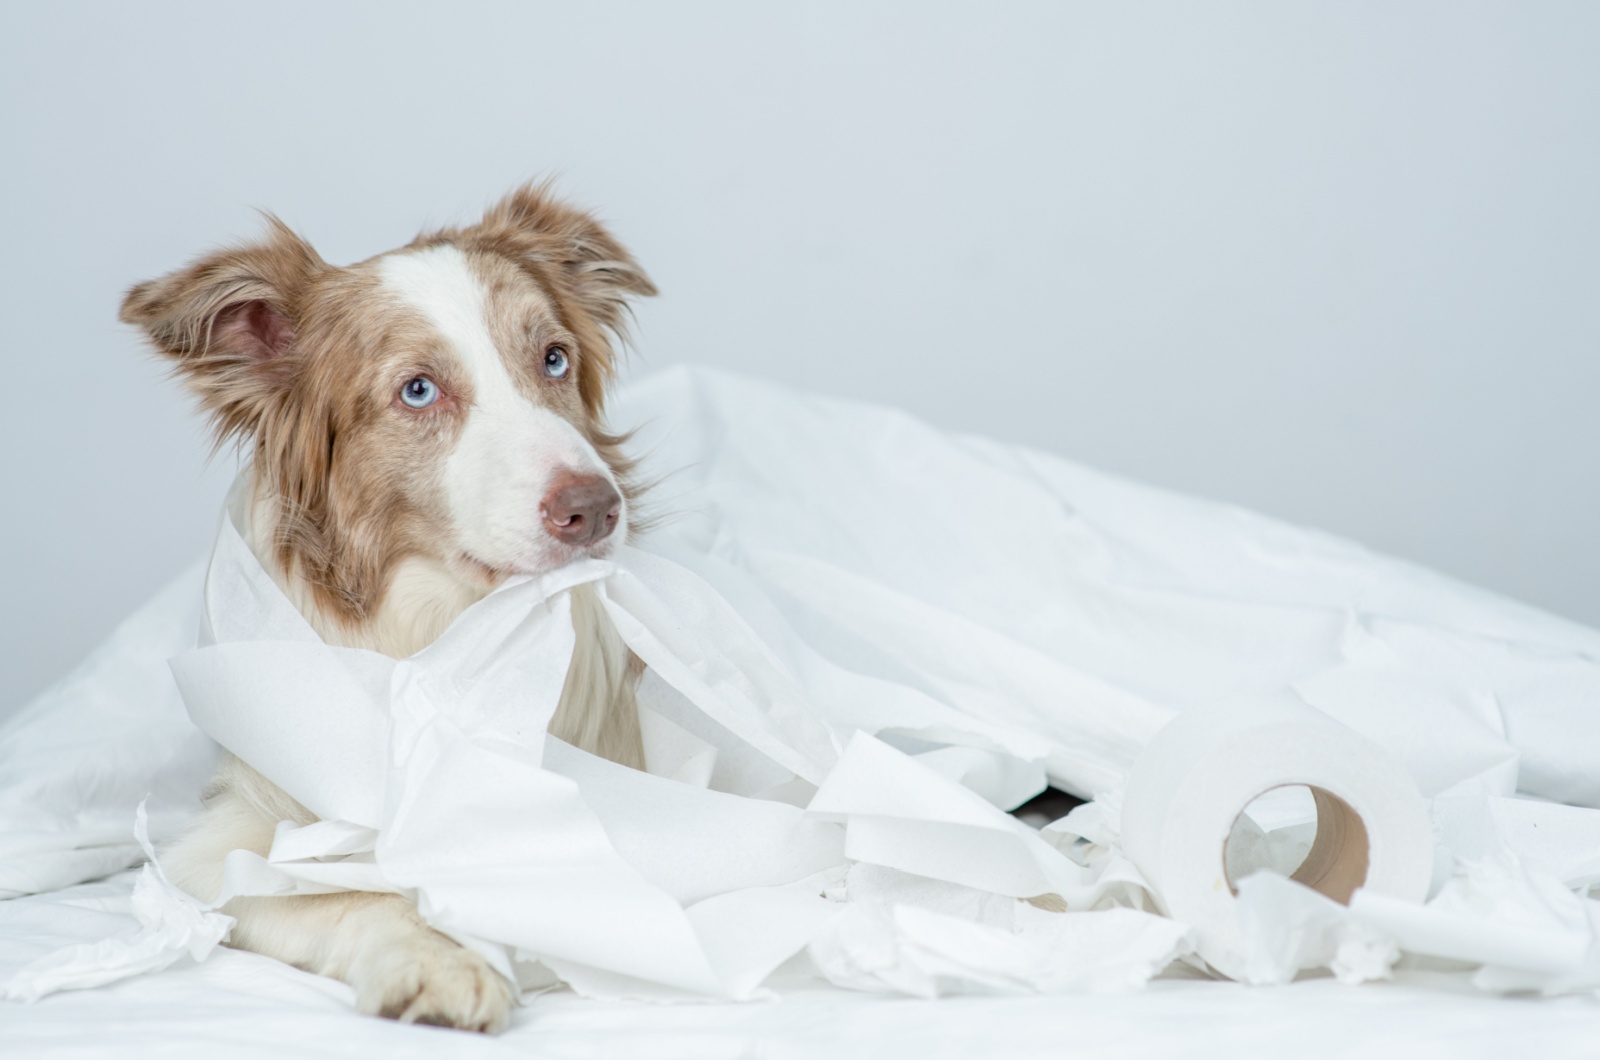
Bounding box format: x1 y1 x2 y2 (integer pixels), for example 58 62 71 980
121 184 657 1032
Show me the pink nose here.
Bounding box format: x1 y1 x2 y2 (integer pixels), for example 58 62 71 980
541 472 621 547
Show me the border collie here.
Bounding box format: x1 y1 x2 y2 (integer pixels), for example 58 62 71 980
121 183 656 1032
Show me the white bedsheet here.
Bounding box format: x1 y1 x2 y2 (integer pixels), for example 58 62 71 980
5 874 1600 1059
5 365 1600 1054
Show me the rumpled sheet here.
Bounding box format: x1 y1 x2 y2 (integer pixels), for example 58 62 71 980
4 365 1600 1018
8 876 1600 1060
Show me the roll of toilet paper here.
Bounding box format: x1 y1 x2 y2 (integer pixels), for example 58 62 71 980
1120 689 1433 980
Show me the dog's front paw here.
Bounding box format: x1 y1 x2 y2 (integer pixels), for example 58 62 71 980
350 931 516 1033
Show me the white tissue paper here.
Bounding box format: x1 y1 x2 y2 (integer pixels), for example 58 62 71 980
6 366 1600 1009
2 802 232 1001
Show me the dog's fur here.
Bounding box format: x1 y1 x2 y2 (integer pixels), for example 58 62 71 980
122 184 657 1032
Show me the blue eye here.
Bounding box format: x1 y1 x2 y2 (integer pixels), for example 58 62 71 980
400 376 439 409
544 346 570 379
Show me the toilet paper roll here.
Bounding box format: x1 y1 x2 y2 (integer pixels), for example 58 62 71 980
1120 689 1433 980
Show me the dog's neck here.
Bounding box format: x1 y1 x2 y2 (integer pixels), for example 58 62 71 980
235 471 645 770
239 475 488 659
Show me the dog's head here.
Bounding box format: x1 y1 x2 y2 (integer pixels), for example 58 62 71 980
123 183 655 626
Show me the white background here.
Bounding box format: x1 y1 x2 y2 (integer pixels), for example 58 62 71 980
2 2 1596 713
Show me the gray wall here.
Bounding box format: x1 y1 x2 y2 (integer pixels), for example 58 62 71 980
3 2 1597 714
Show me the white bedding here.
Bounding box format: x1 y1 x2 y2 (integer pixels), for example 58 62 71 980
4 366 1600 1055
5 875 1600 1059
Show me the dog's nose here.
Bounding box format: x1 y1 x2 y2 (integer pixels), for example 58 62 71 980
541 472 621 547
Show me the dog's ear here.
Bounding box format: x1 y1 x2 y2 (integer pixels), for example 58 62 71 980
120 216 324 446
472 182 657 411
479 181 658 330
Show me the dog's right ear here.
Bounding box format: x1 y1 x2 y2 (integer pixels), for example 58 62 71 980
120 216 324 445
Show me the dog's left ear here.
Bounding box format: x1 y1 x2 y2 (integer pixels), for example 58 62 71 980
472 183 657 410
479 181 658 325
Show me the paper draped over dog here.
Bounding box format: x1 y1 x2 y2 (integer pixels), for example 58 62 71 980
167 482 840 996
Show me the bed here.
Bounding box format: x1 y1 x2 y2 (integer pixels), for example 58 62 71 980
4 367 1599 1057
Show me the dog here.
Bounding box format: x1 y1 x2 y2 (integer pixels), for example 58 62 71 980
121 183 657 1032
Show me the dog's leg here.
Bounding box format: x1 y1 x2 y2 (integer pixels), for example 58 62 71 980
550 583 645 769
163 593 639 1031
162 756 515 1032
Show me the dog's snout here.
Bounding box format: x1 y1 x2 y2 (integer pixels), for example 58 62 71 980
541 472 621 547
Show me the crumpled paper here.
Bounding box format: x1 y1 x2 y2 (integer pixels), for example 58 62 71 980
1041 786 1600 993
2 803 232 1001
809 863 1192 997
